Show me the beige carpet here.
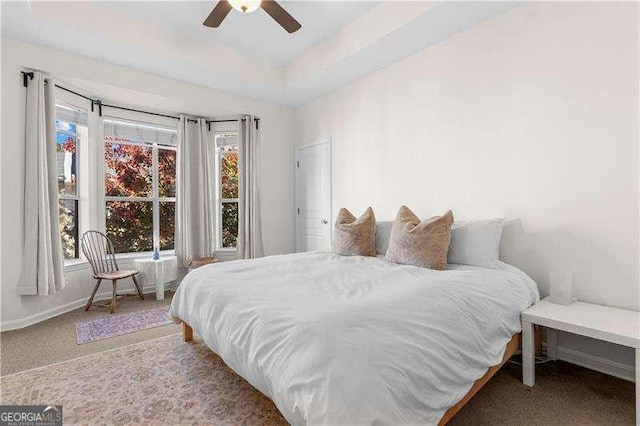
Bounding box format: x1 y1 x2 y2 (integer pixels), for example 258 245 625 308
1 333 635 425
451 359 634 425
0 290 180 376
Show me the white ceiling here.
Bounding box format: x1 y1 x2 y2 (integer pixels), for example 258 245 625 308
113 1 381 67
1 1 519 107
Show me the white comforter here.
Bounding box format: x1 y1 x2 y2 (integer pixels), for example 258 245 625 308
170 252 539 425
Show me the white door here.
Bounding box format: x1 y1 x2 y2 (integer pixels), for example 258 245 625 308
295 139 331 252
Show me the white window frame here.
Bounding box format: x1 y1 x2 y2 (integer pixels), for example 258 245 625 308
51 88 189 269
102 115 177 255
55 101 88 260
214 131 240 252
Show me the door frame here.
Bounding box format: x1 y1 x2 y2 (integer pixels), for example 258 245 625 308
294 138 332 253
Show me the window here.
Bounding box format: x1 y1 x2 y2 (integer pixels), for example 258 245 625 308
103 118 177 253
215 133 239 249
55 103 88 259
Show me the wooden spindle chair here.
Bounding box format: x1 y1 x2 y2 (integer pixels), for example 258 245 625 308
80 231 144 314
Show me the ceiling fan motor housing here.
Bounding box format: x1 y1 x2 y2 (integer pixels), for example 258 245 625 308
204 0 302 34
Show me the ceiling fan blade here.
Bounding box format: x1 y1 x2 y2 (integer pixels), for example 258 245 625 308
260 1 301 34
203 1 233 28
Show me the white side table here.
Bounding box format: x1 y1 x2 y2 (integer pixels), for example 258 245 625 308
521 298 640 424
133 256 178 300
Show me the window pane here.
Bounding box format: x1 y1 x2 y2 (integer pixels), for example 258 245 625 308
59 199 78 259
106 201 153 253
158 148 176 198
55 119 76 134
104 142 152 197
221 202 238 248
160 201 175 250
56 133 77 196
220 146 238 199
104 118 177 147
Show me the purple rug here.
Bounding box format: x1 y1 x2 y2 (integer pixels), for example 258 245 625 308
76 307 173 344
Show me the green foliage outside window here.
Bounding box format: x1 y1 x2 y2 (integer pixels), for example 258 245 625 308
58 123 241 256
104 138 176 253
219 145 239 248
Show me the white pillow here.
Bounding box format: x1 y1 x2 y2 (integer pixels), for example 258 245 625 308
375 221 393 255
447 218 504 268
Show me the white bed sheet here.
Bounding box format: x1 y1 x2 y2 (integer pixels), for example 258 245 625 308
170 252 539 425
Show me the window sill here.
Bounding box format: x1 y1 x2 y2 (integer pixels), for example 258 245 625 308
114 250 175 262
64 250 176 273
65 258 89 273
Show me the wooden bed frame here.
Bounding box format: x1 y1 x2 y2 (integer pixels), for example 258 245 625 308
438 333 520 425
180 321 535 425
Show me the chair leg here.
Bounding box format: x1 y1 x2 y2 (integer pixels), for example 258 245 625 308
111 279 118 314
85 278 102 311
132 275 144 300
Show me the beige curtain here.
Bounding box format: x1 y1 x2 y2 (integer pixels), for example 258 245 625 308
237 115 264 259
174 117 216 267
17 71 66 295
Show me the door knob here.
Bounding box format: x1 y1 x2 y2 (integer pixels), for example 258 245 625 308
321 219 328 224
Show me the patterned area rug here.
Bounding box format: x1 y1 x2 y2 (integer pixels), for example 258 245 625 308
1 334 286 425
76 307 173 344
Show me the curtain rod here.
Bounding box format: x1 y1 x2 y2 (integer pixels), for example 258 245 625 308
21 71 260 129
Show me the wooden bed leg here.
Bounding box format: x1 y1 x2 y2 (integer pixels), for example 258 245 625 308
182 322 193 342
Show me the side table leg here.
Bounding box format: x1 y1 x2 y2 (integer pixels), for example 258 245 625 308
156 262 164 301
156 282 164 300
522 320 535 387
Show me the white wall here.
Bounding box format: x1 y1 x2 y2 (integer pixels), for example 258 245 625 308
0 38 297 329
297 3 639 375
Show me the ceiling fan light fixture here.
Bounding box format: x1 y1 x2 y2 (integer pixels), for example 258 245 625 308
228 0 262 13
203 0 301 33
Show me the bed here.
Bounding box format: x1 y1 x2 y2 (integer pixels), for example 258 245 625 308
170 251 539 425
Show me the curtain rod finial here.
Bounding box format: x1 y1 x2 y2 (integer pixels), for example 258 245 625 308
21 71 34 88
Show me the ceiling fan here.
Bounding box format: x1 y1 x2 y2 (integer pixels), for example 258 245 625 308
203 0 302 34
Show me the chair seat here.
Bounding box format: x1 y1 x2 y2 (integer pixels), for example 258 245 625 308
95 270 138 280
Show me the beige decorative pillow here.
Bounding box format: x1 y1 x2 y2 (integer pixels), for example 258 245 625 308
385 206 454 270
332 207 377 257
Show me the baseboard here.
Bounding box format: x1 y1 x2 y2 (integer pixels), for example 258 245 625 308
556 346 635 383
0 285 165 332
